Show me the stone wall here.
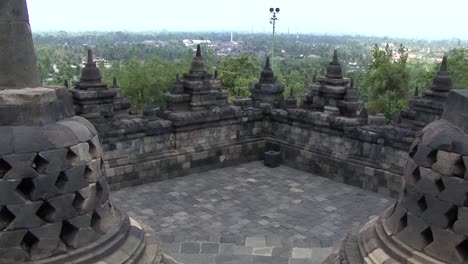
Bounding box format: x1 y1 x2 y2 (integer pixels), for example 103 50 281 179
95 105 416 199
267 116 409 198
73 49 438 199
100 115 266 190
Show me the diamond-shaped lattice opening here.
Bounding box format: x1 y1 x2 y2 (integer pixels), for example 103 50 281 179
36 201 56 223
21 231 39 256
455 158 466 178
55 172 68 190
0 206 16 229
88 140 97 158
66 148 78 161
72 192 85 212
96 181 103 202
16 178 35 200
91 211 103 234
457 238 468 261
412 167 421 183
60 221 79 247
0 159 12 178
420 227 434 246
84 167 93 183
417 195 428 212
435 178 445 192
446 206 458 227
409 143 418 157
427 150 438 166
100 159 106 176
32 154 49 173
400 213 408 229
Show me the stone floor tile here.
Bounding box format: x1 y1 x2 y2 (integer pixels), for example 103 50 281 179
112 161 394 263
215 254 252 264
201 243 220 254
252 247 273 256
251 255 289 264
172 253 215 264
180 242 201 254
246 236 267 248
292 248 312 259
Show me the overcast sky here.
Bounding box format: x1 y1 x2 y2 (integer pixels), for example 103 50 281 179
26 0 468 40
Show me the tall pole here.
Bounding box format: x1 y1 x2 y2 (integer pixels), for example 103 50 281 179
269 7 280 61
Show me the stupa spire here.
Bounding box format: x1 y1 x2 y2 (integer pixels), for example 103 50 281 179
112 76 118 88
259 57 275 84
265 57 271 70
76 48 106 89
430 55 452 92
440 55 448 72
87 49 94 64
325 49 343 79
187 44 208 77
196 44 202 57
0 0 39 89
332 49 338 64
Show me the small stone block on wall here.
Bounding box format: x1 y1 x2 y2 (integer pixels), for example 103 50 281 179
264 151 281 168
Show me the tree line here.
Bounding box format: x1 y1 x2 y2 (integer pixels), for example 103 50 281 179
33 32 468 118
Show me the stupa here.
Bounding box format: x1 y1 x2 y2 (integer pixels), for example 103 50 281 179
0 1 160 263
329 90 468 264
396 56 453 130
158 45 234 127
72 50 131 121
303 50 360 117
249 57 285 109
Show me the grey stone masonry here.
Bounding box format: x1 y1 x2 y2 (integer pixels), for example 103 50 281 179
71 49 131 120
0 0 39 89
249 57 285 110
0 1 160 262
302 50 361 118
332 90 468 264
395 56 453 131
113 162 392 264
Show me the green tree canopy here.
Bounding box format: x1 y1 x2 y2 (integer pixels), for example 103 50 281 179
364 44 410 121
217 53 260 97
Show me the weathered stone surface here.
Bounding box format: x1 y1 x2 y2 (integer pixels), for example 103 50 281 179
69 142 93 165
6 201 45 230
454 207 468 236
442 90 468 133
432 150 464 176
0 0 159 262
438 176 468 206
0 180 24 205
2 153 37 179
29 173 60 201
423 226 465 263
249 57 284 109
412 144 436 168
59 165 88 193
335 90 468 263
0 0 38 89
36 148 69 174
395 212 431 251
29 223 66 260
394 56 452 131
415 167 443 197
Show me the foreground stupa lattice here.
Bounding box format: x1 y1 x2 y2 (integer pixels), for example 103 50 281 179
0 1 160 263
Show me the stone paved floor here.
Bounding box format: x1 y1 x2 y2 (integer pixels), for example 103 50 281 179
112 161 394 264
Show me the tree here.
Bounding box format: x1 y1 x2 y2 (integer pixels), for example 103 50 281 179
447 48 468 90
364 44 410 122
218 53 260 97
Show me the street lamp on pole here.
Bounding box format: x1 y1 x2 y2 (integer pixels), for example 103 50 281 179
269 7 280 60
